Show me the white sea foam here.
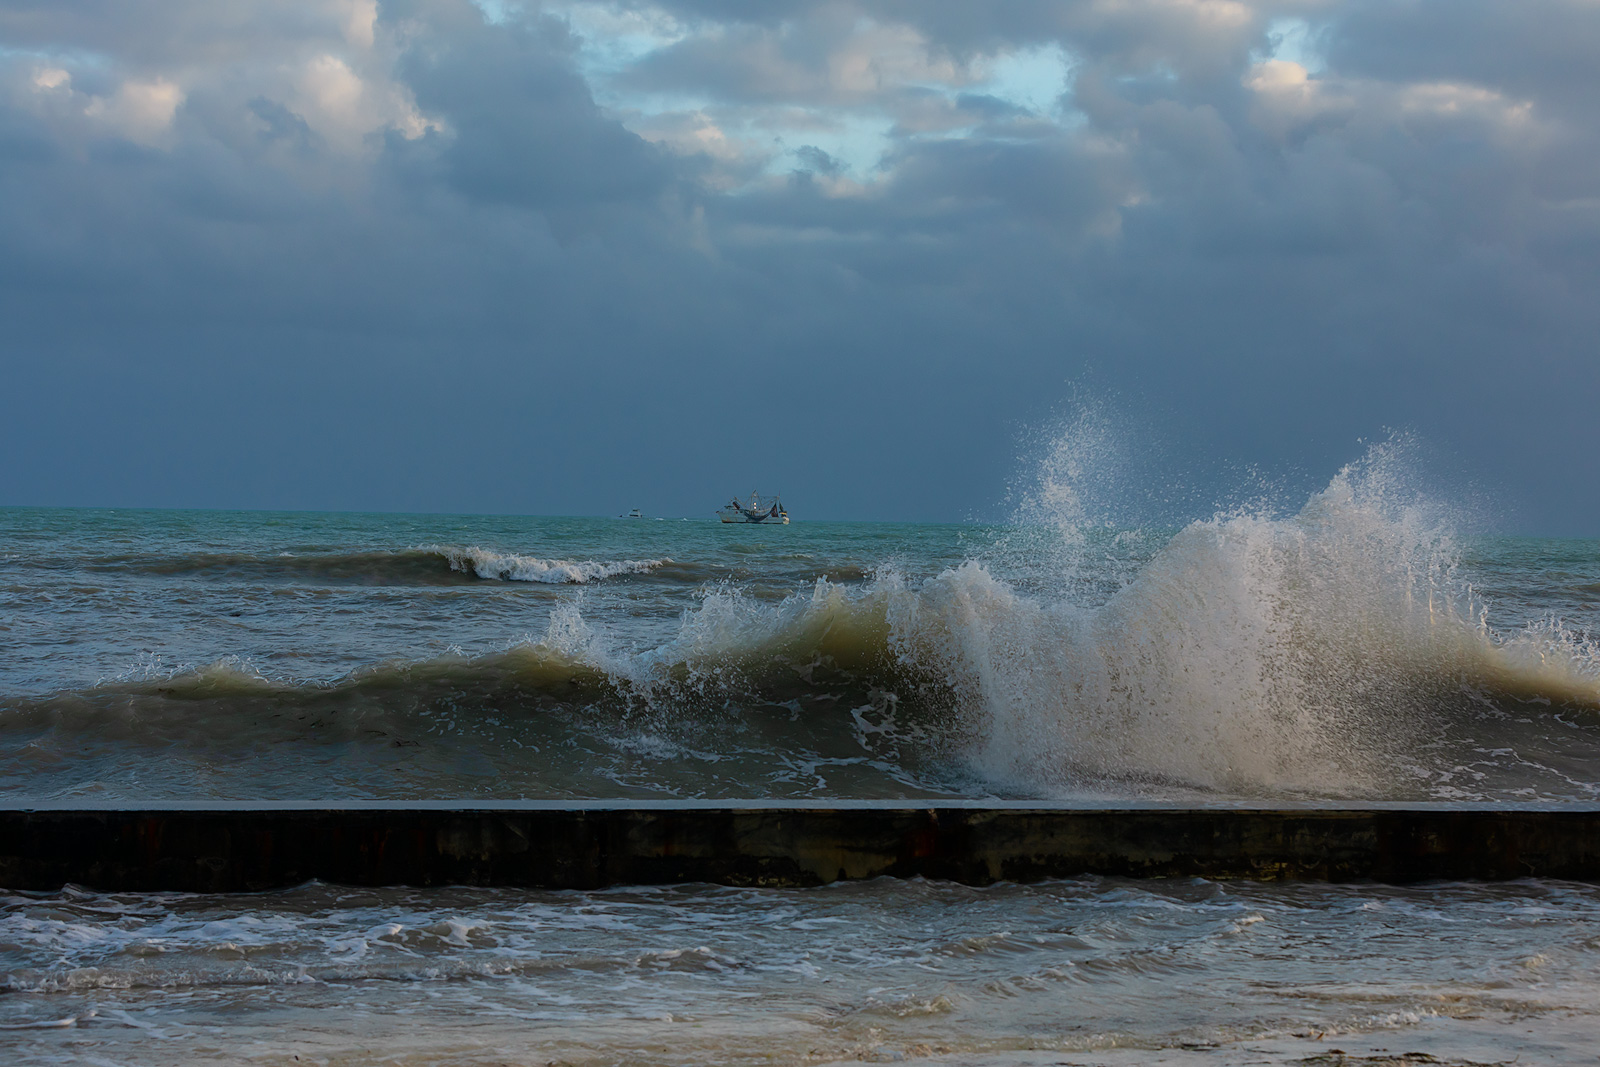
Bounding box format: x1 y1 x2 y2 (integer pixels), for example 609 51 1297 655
903 435 1600 794
430 545 668 584
10 430 1600 803
552 431 1600 798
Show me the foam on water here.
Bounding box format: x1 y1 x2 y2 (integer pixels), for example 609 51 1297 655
7 433 1600 1062
555 432 1600 797
432 545 670 583
3 879 1599 1065
933 433 1599 793
3 429 1599 801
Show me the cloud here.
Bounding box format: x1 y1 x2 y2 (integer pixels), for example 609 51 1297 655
390 0 673 208
0 0 1597 527
81 76 184 143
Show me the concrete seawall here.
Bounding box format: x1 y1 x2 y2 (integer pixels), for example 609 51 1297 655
3 805 1599 891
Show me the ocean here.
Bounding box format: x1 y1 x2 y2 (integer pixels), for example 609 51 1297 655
4 440 1600 1064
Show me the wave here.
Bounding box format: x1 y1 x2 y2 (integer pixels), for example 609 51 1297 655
6 438 1600 801
64 546 673 586
428 545 669 584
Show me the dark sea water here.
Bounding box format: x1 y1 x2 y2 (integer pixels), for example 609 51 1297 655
4 440 1600 1063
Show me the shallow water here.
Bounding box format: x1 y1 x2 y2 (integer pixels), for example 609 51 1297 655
2 877 1597 1066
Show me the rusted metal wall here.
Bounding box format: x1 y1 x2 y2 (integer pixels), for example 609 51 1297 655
1 807 1597 892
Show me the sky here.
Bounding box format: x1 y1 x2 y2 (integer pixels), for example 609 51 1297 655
1 0 1597 527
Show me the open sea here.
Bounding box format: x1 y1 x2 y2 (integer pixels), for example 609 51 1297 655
4 440 1600 1064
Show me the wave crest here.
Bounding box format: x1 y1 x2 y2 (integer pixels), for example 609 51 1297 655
63 546 671 585
429 545 668 584
7 438 1600 802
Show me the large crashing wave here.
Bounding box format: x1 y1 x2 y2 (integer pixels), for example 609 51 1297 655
886 458 1600 795
504 432 1589 797
9 434 1600 801
566 432 1598 797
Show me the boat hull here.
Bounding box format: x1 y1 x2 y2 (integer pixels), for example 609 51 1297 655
718 492 789 524
718 510 788 524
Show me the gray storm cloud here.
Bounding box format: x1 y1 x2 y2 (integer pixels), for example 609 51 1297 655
1 0 1596 526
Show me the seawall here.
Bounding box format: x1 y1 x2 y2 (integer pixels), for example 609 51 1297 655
2 804 1598 891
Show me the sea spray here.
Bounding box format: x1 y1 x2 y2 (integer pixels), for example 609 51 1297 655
4 437 1600 801
887 433 1600 794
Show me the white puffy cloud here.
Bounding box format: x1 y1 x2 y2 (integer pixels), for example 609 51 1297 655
32 67 72 92
83 77 184 142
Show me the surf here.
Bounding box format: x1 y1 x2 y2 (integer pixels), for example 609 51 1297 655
4 430 1600 802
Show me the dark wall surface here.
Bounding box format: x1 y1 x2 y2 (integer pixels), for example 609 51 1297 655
3 807 1599 891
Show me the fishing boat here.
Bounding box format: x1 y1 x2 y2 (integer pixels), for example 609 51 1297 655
717 491 788 524
621 508 644 518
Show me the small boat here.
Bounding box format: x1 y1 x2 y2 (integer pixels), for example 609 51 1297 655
621 508 644 518
718 491 788 524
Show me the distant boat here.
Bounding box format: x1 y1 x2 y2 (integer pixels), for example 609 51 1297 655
621 508 644 518
717 491 788 524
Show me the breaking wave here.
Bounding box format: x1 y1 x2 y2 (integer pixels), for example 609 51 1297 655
428 545 669 584
6 433 1600 801
65 546 672 585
